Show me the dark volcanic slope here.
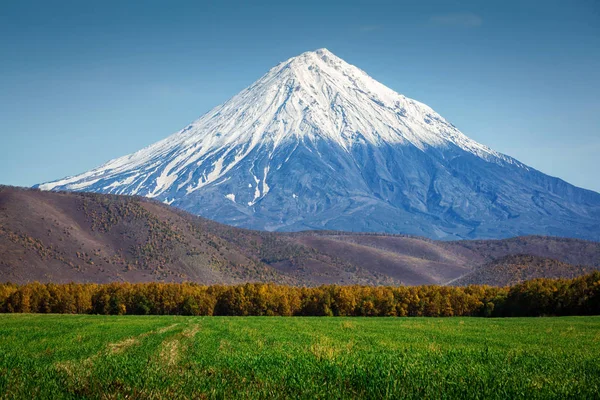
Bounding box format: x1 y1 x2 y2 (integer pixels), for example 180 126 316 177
1 187 599 285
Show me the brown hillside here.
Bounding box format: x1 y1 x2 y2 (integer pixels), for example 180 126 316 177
1 186 599 286
452 254 595 286
0 187 392 285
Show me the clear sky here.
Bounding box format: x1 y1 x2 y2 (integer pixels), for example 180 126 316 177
1 0 599 192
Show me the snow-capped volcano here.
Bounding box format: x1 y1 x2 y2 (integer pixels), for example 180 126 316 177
38 49 600 240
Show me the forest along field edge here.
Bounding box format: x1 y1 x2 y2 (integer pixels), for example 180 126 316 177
1 315 599 398
1 272 599 317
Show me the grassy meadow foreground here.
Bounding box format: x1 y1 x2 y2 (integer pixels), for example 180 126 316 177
1 315 599 399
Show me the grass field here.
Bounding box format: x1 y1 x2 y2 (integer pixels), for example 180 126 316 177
0 315 599 399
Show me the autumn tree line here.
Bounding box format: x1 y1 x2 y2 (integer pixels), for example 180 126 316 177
0 272 599 317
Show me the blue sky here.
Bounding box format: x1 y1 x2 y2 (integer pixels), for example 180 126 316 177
1 0 599 192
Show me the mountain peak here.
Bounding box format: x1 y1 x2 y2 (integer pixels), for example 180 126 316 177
294 47 335 59
38 48 515 196
37 49 600 241
279 48 347 73
307 47 337 61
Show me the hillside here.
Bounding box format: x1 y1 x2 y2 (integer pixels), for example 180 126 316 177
0 186 395 285
1 186 599 285
451 254 595 286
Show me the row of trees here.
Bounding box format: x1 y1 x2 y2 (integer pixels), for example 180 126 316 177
0 272 598 317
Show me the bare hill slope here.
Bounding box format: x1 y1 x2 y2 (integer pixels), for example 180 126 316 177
1 187 598 285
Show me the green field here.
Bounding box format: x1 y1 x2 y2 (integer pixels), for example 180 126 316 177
0 316 599 399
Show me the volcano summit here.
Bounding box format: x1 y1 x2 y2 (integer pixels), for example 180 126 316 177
38 49 600 240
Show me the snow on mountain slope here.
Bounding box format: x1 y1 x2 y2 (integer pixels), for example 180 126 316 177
38 49 600 240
